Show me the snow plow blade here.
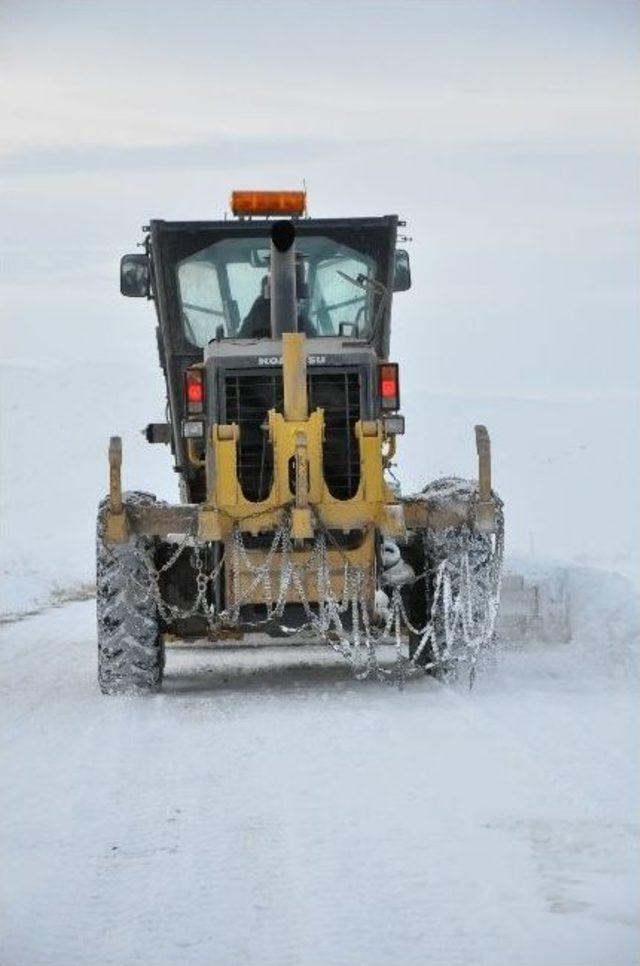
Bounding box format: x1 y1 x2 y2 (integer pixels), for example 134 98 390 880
497 571 571 646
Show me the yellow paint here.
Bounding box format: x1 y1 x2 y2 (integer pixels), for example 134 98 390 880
282 331 308 421
199 408 402 539
105 435 129 544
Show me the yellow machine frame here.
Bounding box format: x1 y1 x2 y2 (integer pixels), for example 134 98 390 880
104 331 495 611
199 333 402 541
197 332 401 606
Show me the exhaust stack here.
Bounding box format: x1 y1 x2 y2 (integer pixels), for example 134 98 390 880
270 220 297 338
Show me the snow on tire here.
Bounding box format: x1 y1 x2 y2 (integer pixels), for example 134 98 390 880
96 491 164 695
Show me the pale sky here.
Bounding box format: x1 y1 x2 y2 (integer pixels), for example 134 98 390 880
1 0 638 400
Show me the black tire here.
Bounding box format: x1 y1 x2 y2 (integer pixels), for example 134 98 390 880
405 478 503 674
403 534 438 669
96 492 164 694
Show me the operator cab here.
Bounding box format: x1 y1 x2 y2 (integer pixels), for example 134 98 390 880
120 189 411 361
120 191 410 495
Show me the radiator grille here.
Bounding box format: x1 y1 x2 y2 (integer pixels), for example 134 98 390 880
224 369 361 502
309 371 361 500
224 373 281 503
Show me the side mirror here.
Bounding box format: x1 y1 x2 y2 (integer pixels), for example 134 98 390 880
393 249 411 292
120 254 150 297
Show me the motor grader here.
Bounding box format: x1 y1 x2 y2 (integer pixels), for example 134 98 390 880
98 190 503 694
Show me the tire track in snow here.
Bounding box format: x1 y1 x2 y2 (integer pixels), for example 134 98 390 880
1 600 638 965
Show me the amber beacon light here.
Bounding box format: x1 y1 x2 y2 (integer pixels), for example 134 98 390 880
230 190 307 217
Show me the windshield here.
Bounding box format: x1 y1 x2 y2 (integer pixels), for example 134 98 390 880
176 235 378 346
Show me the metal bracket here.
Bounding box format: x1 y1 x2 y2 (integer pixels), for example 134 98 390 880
291 430 313 540
474 425 495 533
105 436 129 544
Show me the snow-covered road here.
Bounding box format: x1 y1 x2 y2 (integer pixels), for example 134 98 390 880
1 598 638 966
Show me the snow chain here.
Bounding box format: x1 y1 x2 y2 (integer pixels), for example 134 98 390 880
103 506 504 688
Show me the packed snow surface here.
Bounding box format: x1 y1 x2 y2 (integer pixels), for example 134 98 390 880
1 570 638 966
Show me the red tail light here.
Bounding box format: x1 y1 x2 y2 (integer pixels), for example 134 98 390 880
185 368 204 414
379 363 400 411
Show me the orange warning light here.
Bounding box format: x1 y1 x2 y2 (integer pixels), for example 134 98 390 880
230 190 306 218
